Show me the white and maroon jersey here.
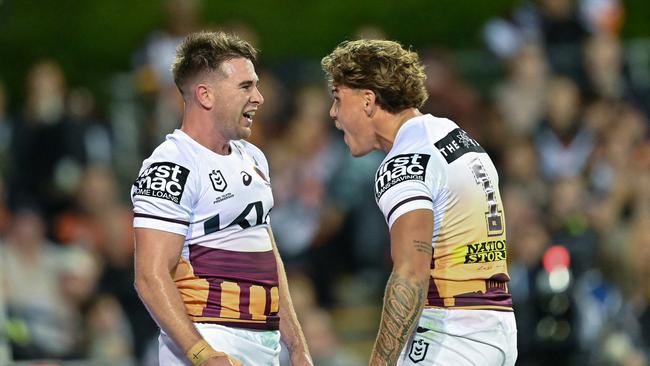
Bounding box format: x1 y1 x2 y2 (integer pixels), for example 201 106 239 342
375 114 512 311
131 130 279 330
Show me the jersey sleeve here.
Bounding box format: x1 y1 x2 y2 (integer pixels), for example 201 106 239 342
375 133 445 230
131 145 195 236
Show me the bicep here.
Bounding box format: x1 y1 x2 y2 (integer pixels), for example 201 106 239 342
134 228 186 275
389 209 434 275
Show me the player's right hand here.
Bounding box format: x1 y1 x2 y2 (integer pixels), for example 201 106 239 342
201 354 243 366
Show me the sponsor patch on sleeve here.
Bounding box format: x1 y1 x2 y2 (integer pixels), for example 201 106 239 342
375 153 430 200
434 128 485 164
133 162 190 204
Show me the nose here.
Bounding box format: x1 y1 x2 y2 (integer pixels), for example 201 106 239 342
251 86 264 105
329 104 342 130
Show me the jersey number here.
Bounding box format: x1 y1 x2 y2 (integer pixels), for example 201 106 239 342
469 158 504 236
203 201 267 235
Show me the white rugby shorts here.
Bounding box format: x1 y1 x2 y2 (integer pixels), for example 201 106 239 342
158 323 281 365
397 308 517 366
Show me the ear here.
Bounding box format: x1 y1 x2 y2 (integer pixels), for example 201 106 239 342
362 89 376 116
195 83 213 109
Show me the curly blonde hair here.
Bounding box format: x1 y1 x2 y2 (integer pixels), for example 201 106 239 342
321 39 428 114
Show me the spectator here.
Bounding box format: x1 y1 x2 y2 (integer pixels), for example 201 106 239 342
534 76 594 180
67 87 113 167
8 61 88 226
493 41 549 137
578 0 625 35
0 206 81 359
133 0 202 152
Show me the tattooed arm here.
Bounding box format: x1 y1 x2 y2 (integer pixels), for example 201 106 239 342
369 209 434 366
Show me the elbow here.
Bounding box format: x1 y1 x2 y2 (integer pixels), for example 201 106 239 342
133 275 144 295
134 271 158 300
413 270 432 285
133 275 147 299
394 263 431 284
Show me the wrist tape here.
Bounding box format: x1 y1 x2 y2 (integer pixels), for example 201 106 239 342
186 339 225 366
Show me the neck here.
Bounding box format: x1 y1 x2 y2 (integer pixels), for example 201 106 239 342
374 108 422 152
180 108 231 155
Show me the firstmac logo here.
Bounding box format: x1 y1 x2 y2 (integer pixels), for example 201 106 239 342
375 153 430 200
133 162 190 204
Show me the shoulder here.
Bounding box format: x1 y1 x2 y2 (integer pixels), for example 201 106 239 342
139 132 197 175
394 114 458 150
235 140 269 171
378 115 447 173
374 115 452 202
236 140 266 161
148 132 194 164
132 133 196 206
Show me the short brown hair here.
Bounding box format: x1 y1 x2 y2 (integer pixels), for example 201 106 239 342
172 31 258 96
321 39 428 114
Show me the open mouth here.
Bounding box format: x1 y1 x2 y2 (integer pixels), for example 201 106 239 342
243 111 255 123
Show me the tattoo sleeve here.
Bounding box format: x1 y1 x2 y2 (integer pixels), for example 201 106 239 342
369 270 428 365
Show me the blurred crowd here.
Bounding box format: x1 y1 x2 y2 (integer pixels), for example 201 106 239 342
0 0 649 365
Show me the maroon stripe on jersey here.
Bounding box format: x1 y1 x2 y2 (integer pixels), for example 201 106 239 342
134 213 189 226
453 287 513 308
264 287 272 316
427 257 445 307
189 245 280 327
202 280 224 318
386 196 433 222
427 279 513 309
427 279 445 307
238 283 252 321
189 245 279 285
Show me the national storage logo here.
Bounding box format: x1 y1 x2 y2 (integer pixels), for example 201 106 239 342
133 162 190 204
464 240 507 264
375 153 430 200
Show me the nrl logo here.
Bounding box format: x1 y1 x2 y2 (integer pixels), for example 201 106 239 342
408 339 429 363
209 170 227 192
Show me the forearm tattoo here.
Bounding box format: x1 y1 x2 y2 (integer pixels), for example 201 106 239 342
370 271 428 365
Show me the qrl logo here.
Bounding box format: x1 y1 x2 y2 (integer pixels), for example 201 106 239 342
133 162 190 204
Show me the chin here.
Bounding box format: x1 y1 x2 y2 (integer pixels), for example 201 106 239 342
238 128 252 140
349 146 371 157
